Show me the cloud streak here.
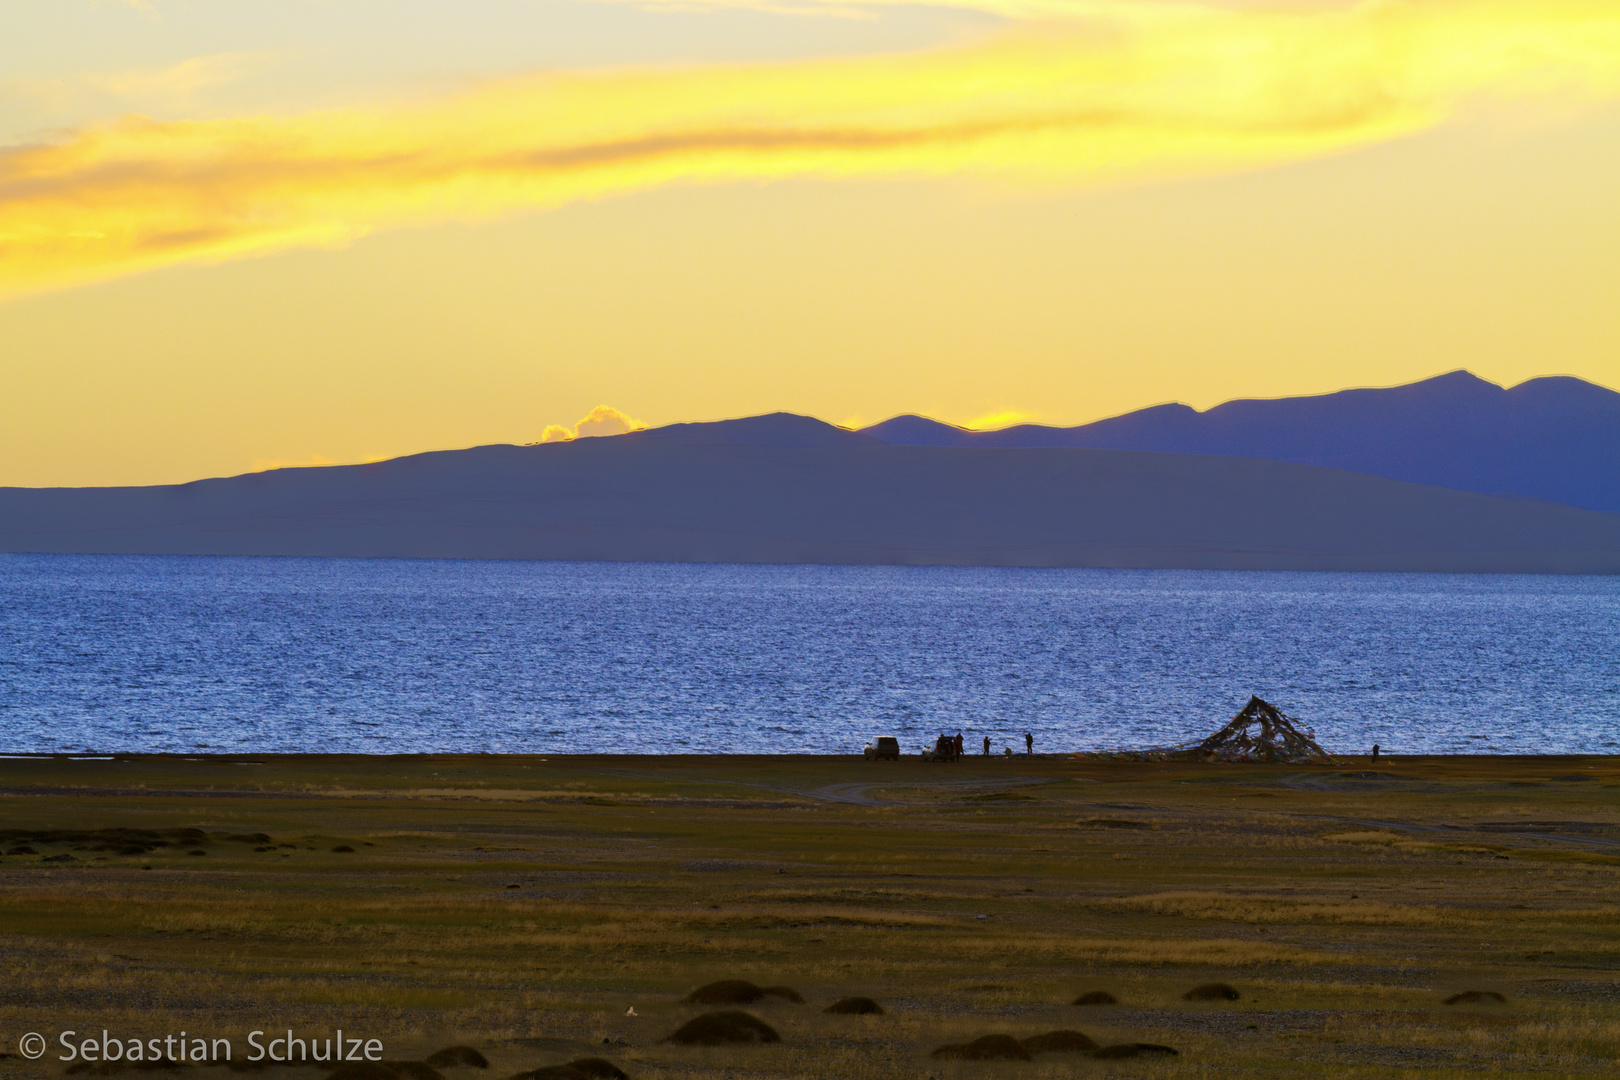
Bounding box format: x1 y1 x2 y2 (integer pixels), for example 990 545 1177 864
86 52 269 101
3 0 1619 294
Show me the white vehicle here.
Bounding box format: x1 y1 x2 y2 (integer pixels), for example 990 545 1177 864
863 736 901 760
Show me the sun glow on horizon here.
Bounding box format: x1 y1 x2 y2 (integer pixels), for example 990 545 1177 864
5 0 1620 489
963 409 1038 430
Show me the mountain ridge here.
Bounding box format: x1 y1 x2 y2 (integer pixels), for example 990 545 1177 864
4 370 1618 574
4 430 1619 573
858 370 1620 512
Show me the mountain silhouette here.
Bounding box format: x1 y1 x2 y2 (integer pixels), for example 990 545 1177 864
860 371 1620 512
633 411 882 448
4 411 1619 572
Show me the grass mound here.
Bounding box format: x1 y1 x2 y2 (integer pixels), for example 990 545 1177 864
823 996 884 1015
662 1011 781 1046
1445 990 1508 1005
382 1063 443 1080
1183 982 1241 1001
682 980 803 1004
929 1035 1032 1061
508 1061 626 1080
505 1067 586 1080
66 1062 187 1075
1021 1030 1099 1054
1071 990 1117 1005
684 980 765 1004
1093 1043 1179 1059
327 1064 405 1080
424 1048 488 1070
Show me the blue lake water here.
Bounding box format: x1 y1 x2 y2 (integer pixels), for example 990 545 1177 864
0 553 1616 755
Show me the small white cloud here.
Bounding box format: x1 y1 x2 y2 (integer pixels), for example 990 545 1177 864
572 405 644 438
537 406 645 443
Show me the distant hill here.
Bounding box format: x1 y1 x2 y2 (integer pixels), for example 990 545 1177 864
860 371 1620 513
4 412 1619 573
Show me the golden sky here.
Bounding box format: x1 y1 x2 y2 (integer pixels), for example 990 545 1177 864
3 0 1619 486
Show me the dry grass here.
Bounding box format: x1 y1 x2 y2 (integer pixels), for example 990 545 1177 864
1105 890 1464 927
0 753 1618 1079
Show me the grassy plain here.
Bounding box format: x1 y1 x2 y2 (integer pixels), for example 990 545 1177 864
1 754 1619 1079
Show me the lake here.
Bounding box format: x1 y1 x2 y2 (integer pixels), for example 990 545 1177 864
1 553 1615 755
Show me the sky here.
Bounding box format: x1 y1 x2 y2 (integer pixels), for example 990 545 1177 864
3 0 1619 487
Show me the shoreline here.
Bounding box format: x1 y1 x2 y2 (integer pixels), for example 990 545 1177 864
1 750 1615 763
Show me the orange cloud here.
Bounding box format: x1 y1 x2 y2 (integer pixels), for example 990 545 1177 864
4 1 1619 295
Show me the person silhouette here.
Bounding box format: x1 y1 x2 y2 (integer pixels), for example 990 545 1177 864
1371 743 1380 763
1025 732 1033 755
983 735 991 756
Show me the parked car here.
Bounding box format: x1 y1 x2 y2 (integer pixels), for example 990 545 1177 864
864 736 901 760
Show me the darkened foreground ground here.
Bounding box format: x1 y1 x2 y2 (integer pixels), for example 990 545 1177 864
2 754 1618 1079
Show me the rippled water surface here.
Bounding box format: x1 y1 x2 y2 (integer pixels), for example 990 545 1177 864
1 553 1616 754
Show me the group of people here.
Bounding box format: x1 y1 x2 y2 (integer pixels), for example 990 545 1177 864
930 730 1036 760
